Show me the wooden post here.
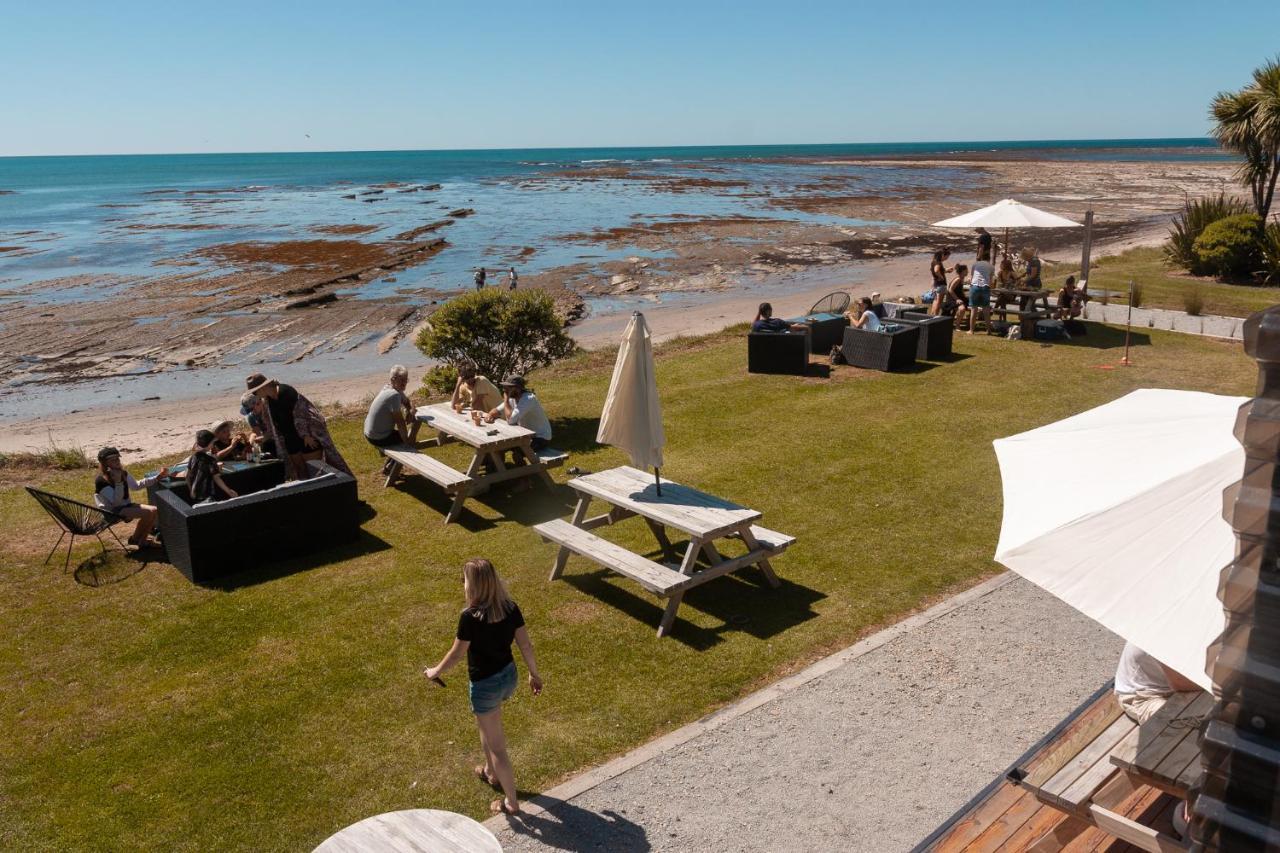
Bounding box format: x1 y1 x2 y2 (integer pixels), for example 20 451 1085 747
1120 280 1134 366
1080 209 1094 284
1190 305 1280 851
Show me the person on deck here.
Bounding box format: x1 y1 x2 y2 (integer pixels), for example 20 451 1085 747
208 419 250 462
246 373 351 480
751 302 808 333
364 364 419 450
1114 641 1200 725
186 430 238 503
485 375 552 452
93 447 167 549
452 364 502 414
423 558 542 817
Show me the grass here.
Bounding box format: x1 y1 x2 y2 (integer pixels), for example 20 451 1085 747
0 323 1257 851
0 444 91 472
1063 246 1280 318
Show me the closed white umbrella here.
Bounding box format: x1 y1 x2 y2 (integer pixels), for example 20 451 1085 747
597 311 666 493
993 389 1247 691
933 198 1081 263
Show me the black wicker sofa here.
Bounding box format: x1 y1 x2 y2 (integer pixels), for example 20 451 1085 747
841 324 920 371
895 312 955 360
747 330 811 375
155 461 359 584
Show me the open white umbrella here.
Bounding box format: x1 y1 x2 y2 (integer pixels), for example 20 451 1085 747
597 311 666 493
993 388 1248 691
933 198 1081 261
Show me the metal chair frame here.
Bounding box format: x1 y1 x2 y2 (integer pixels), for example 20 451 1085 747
25 487 130 572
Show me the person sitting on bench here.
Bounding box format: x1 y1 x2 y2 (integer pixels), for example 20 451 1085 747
1055 276 1083 320
751 302 808 333
485 375 552 452
365 364 420 449
1114 641 1199 725
848 296 881 331
451 363 501 414
186 430 238 504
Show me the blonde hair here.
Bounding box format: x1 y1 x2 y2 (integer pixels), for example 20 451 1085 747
463 558 513 623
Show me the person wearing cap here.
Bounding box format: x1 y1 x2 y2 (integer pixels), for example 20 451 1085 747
246 373 351 479
485 375 552 451
208 419 250 462
93 447 167 548
186 430 238 504
364 364 420 451
239 392 276 458
869 292 886 319
451 364 501 415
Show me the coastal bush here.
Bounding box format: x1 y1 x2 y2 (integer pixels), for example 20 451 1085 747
1129 281 1144 308
1164 193 1250 273
423 364 458 396
1183 285 1205 316
0 442 90 471
1262 222 1280 284
1193 213 1264 280
415 287 575 381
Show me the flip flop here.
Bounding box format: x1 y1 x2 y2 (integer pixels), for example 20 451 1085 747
474 765 498 787
490 798 521 816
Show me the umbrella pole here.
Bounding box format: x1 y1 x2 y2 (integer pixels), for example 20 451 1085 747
654 467 662 496
1121 279 1133 366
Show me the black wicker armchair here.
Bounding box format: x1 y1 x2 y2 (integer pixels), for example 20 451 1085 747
840 324 920 371
748 330 811 375
26 487 128 571
155 461 359 584
896 311 955 361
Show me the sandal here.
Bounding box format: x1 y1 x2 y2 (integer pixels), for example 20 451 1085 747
474 765 499 788
490 797 521 816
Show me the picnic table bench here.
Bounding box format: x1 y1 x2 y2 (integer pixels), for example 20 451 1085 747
991 288 1053 338
381 403 566 524
535 465 793 637
1010 686 1195 852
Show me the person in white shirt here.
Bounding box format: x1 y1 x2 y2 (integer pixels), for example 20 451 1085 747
485 375 552 451
848 296 882 332
967 249 994 334
1114 641 1200 724
93 447 167 548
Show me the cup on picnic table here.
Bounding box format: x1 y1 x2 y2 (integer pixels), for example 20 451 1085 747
471 410 483 426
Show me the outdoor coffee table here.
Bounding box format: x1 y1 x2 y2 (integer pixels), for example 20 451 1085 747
380 402 565 524
1110 689 1213 800
312 808 500 852
535 465 794 637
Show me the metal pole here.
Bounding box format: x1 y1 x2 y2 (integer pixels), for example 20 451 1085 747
654 467 662 496
1121 279 1133 366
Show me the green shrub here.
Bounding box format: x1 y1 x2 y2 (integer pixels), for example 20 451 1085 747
415 287 575 381
1129 281 1144 308
1193 213 1264 280
1183 285 1205 316
423 364 458 396
1165 193 1251 273
1262 222 1280 285
0 442 90 470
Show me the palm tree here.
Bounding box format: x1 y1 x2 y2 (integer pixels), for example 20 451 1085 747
1211 57 1280 225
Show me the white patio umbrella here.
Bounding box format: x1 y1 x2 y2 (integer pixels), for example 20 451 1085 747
932 198 1081 261
993 388 1248 691
597 311 666 494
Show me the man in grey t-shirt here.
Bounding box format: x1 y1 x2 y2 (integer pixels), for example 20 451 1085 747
364 365 418 450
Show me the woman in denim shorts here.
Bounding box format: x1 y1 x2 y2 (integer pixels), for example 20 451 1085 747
424 558 543 816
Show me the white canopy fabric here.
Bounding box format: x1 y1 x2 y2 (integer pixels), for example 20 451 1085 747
597 312 665 472
993 389 1248 691
933 198 1081 229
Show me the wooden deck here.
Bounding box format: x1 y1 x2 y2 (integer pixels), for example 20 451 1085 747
916 685 1184 852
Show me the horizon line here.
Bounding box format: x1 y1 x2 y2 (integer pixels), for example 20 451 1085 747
0 135 1219 161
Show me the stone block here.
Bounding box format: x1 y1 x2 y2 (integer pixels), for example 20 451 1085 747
1202 315 1240 339
1172 313 1204 334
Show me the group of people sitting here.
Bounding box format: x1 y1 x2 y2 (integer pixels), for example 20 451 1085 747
92 374 354 546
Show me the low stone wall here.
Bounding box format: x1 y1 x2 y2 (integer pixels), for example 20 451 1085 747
1082 302 1244 340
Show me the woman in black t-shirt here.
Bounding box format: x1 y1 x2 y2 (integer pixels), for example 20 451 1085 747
424 558 543 816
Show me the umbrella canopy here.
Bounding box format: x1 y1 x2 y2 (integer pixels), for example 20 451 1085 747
597 311 665 472
932 198 1082 229
993 389 1248 691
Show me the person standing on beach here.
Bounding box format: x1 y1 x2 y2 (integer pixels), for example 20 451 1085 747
422 558 542 817
474 267 487 290
246 373 352 479
506 267 518 290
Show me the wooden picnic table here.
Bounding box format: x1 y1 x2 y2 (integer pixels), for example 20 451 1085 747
992 287 1052 312
312 808 500 853
1110 690 1213 800
535 465 794 637
380 402 565 524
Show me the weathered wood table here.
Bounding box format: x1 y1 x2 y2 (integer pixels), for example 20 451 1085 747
1110 690 1213 800
312 808 501 852
381 402 565 524
535 465 794 637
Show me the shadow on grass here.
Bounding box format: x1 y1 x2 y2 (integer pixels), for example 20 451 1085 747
74 548 153 587
546 416 602 454
1061 324 1152 351
562 561 823 651
503 800 650 852
392 473 578 532
200 529 394 591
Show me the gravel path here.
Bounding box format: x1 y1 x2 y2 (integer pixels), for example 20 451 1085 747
488 574 1121 852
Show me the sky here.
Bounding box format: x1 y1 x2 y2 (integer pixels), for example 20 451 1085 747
3 0 1278 156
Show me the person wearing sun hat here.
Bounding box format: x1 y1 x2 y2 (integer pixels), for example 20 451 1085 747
92 447 167 548
484 375 552 452
245 373 351 479
208 418 250 462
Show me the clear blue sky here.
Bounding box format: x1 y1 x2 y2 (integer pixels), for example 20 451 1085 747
3 0 1277 156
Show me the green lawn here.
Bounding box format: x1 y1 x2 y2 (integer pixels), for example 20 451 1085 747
0 323 1257 851
1058 246 1280 318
